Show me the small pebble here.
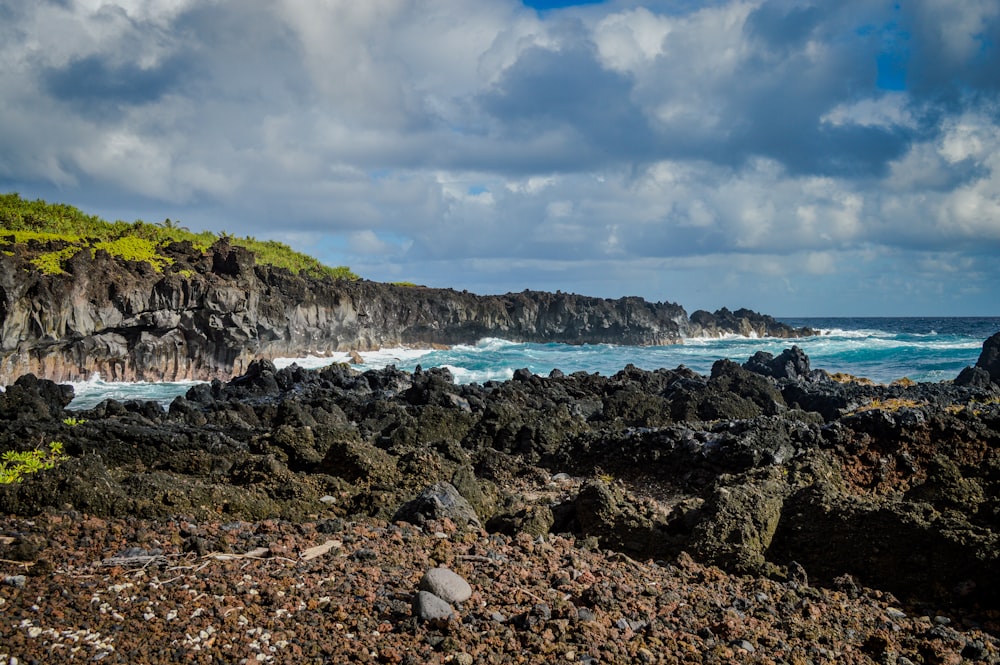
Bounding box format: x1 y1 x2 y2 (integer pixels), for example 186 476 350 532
3 575 26 589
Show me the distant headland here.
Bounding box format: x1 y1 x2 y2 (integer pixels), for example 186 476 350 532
0 194 814 384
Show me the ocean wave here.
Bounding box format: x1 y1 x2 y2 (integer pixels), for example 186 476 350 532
56 319 991 404
274 354 350 370
68 375 200 410
442 364 515 384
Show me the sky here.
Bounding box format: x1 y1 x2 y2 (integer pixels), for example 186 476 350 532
1 0 999 317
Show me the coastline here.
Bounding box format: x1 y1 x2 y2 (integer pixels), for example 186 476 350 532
2 337 1000 662
57 321 997 409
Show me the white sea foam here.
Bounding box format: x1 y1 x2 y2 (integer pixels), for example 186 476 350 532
442 364 515 384
274 347 434 371
273 354 351 370
67 373 199 410
58 319 993 405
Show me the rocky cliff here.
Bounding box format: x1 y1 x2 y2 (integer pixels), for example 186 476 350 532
0 239 813 384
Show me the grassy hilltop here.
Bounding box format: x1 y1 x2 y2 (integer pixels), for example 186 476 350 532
0 193 358 281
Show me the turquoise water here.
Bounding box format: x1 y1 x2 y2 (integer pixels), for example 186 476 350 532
66 317 1000 409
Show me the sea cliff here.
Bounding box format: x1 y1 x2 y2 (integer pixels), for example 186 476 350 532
0 239 812 385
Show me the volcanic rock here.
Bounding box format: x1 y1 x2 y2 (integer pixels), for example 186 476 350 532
392 482 483 530
0 239 816 385
976 331 1000 384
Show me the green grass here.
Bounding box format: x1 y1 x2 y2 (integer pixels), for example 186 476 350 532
0 192 359 280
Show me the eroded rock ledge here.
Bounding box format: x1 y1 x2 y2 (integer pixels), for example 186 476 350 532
0 239 813 384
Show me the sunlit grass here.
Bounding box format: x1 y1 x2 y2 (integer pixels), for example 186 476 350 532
1 192 358 280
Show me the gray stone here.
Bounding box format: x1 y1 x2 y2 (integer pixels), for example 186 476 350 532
3 575 27 589
413 591 455 622
392 482 482 530
419 567 472 604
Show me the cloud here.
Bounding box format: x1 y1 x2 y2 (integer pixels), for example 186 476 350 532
0 0 998 315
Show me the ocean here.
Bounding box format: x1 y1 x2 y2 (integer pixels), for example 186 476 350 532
66 317 1000 410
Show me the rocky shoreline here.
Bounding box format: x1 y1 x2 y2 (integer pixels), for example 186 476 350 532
2 333 1000 662
0 239 813 384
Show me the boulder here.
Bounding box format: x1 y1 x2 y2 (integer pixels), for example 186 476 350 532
689 467 790 573
574 479 671 557
954 365 993 388
0 374 74 420
392 482 482 530
319 438 399 485
975 331 1000 384
743 346 812 381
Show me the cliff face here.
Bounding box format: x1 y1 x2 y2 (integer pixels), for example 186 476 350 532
0 240 813 384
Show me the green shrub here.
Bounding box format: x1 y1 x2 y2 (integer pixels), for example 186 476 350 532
232 236 359 280
30 246 82 275
0 442 69 484
94 237 173 271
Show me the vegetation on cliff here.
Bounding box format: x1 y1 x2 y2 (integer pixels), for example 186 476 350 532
0 193 358 280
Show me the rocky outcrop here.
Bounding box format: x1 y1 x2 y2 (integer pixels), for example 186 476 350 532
688 307 811 339
956 331 1000 387
2 342 1000 617
977 331 1000 384
0 239 814 384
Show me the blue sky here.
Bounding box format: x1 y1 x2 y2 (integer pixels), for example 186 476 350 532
2 0 999 316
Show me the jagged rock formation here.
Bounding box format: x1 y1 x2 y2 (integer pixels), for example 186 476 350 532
1 343 999 617
0 239 813 384
978 331 1000 383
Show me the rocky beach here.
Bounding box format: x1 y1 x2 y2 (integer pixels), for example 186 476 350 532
2 332 1000 663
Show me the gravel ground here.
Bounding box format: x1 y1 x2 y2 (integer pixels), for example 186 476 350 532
2 511 998 664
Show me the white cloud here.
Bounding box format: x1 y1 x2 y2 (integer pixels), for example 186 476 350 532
593 7 672 73
1 0 999 315
913 0 1000 62
821 93 915 129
